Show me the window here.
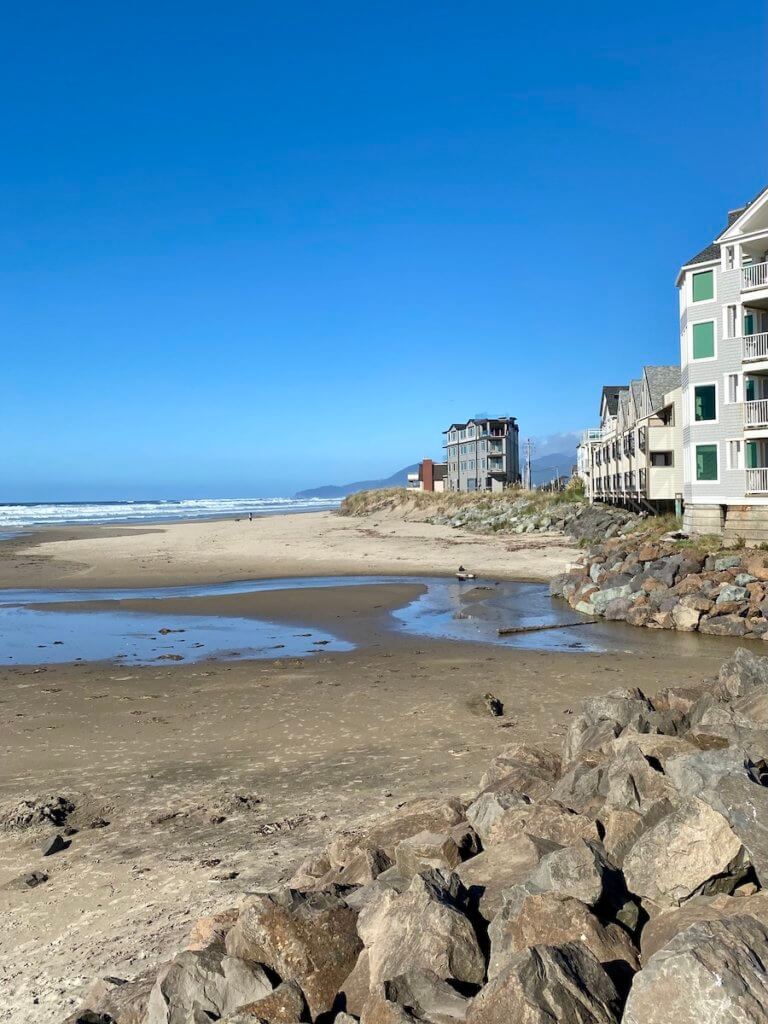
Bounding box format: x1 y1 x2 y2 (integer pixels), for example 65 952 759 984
650 451 673 467
695 444 718 481
725 246 735 270
725 373 742 404
727 440 743 470
692 269 714 302
692 321 715 359
694 384 717 422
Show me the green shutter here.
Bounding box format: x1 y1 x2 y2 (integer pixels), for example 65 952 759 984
692 321 715 359
745 313 755 336
692 270 714 302
696 444 718 481
747 441 759 469
747 378 757 402
694 385 716 421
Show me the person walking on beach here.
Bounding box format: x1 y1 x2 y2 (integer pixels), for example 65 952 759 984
249 512 253 522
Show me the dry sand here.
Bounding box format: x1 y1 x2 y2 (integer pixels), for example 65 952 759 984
0 512 744 1022
0 509 578 589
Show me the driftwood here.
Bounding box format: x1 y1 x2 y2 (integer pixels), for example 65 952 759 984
497 619 598 636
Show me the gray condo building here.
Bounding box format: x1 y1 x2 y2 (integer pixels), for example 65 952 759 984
443 417 520 492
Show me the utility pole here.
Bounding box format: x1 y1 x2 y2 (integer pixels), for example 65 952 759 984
523 438 534 491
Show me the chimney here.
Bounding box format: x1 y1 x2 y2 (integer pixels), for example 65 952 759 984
422 458 435 491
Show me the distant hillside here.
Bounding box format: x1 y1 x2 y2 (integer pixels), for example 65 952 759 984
295 464 419 499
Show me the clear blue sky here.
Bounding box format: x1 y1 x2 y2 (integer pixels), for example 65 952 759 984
3 1 766 499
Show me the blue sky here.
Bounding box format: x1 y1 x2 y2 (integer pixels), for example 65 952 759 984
3 1 766 499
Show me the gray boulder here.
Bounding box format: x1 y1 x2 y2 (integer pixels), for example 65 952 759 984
622 797 746 907
357 870 485 987
145 947 273 1024
455 833 561 920
467 942 621 1024
623 916 768 1024
220 980 308 1023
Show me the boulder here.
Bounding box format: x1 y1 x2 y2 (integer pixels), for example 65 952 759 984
550 755 609 816
455 833 560 920
394 831 464 878
225 888 361 1018
145 947 274 1024
185 909 239 951
464 791 531 845
699 614 748 636
478 745 561 799
372 970 470 1024
640 892 768 960
479 801 600 848
221 980 308 1023
623 916 768 1024
671 604 701 632
716 584 749 604
357 870 485 988
602 746 677 817
466 942 621 1024
328 798 465 866
487 892 638 981
622 798 746 907
563 718 622 764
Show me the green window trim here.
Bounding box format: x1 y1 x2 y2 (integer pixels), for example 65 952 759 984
692 321 715 359
692 269 714 302
695 444 718 481
694 384 717 422
747 441 759 470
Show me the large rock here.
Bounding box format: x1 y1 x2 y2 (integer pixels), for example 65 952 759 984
455 833 560 920
602 745 677 818
357 870 485 988
225 888 361 1018
479 801 600 848
550 755 609 817
623 916 768 1023
221 980 308 1023
487 892 638 981
564 718 622 764
328 798 466 867
145 947 274 1024
367 970 470 1024
479 745 561 799
665 747 768 885
394 831 465 878
640 892 768 960
467 942 621 1024
464 791 531 845
622 798 746 907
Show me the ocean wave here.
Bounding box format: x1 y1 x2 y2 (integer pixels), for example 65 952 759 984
0 497 341 529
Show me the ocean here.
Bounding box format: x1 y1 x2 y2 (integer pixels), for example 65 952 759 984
0 497 341 532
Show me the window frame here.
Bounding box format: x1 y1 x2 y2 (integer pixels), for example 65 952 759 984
690 267 716 304
724 372 743 405
726 438 744 471
694 442 719 483
692 381 718 424
690 318 716 361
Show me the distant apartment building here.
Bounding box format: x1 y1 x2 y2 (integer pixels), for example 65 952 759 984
580 370 683 511
443 417 520 492
678 185 768 540
406 459 447 492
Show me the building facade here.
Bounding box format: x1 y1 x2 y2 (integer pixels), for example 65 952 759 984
443 417 520 492
582 371 683 512
407 459 446 492
678 185 768 540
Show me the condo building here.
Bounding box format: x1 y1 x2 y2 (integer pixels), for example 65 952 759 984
443 417 520 492
678 185 768 540
580 369 683 512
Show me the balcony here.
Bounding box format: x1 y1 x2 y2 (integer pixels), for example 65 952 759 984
745 399 768 427
747 468 768 493
744 333 768 362
743 262 768 292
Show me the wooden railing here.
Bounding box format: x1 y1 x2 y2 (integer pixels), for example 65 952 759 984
747 468 768 493
745 399 768 426
743 262 768 290
743 333 768 361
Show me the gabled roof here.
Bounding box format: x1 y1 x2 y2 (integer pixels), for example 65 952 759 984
629 379 644 417
678 185 768 282
644 365 681 411
600 385 627 417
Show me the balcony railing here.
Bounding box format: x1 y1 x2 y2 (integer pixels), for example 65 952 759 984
747 468 768 493
744 333 768 362
743 262 768 291
745 399 768 427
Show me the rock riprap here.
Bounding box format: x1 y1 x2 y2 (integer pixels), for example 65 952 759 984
67 647 768 1024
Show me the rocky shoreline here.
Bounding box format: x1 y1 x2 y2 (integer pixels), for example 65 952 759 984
550 533 768 638
66 646 768 1023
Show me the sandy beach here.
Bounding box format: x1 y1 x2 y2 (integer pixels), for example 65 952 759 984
0 509 578 590
0 511 746 1022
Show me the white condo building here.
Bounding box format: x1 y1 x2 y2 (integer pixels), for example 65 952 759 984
678 185 768 540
